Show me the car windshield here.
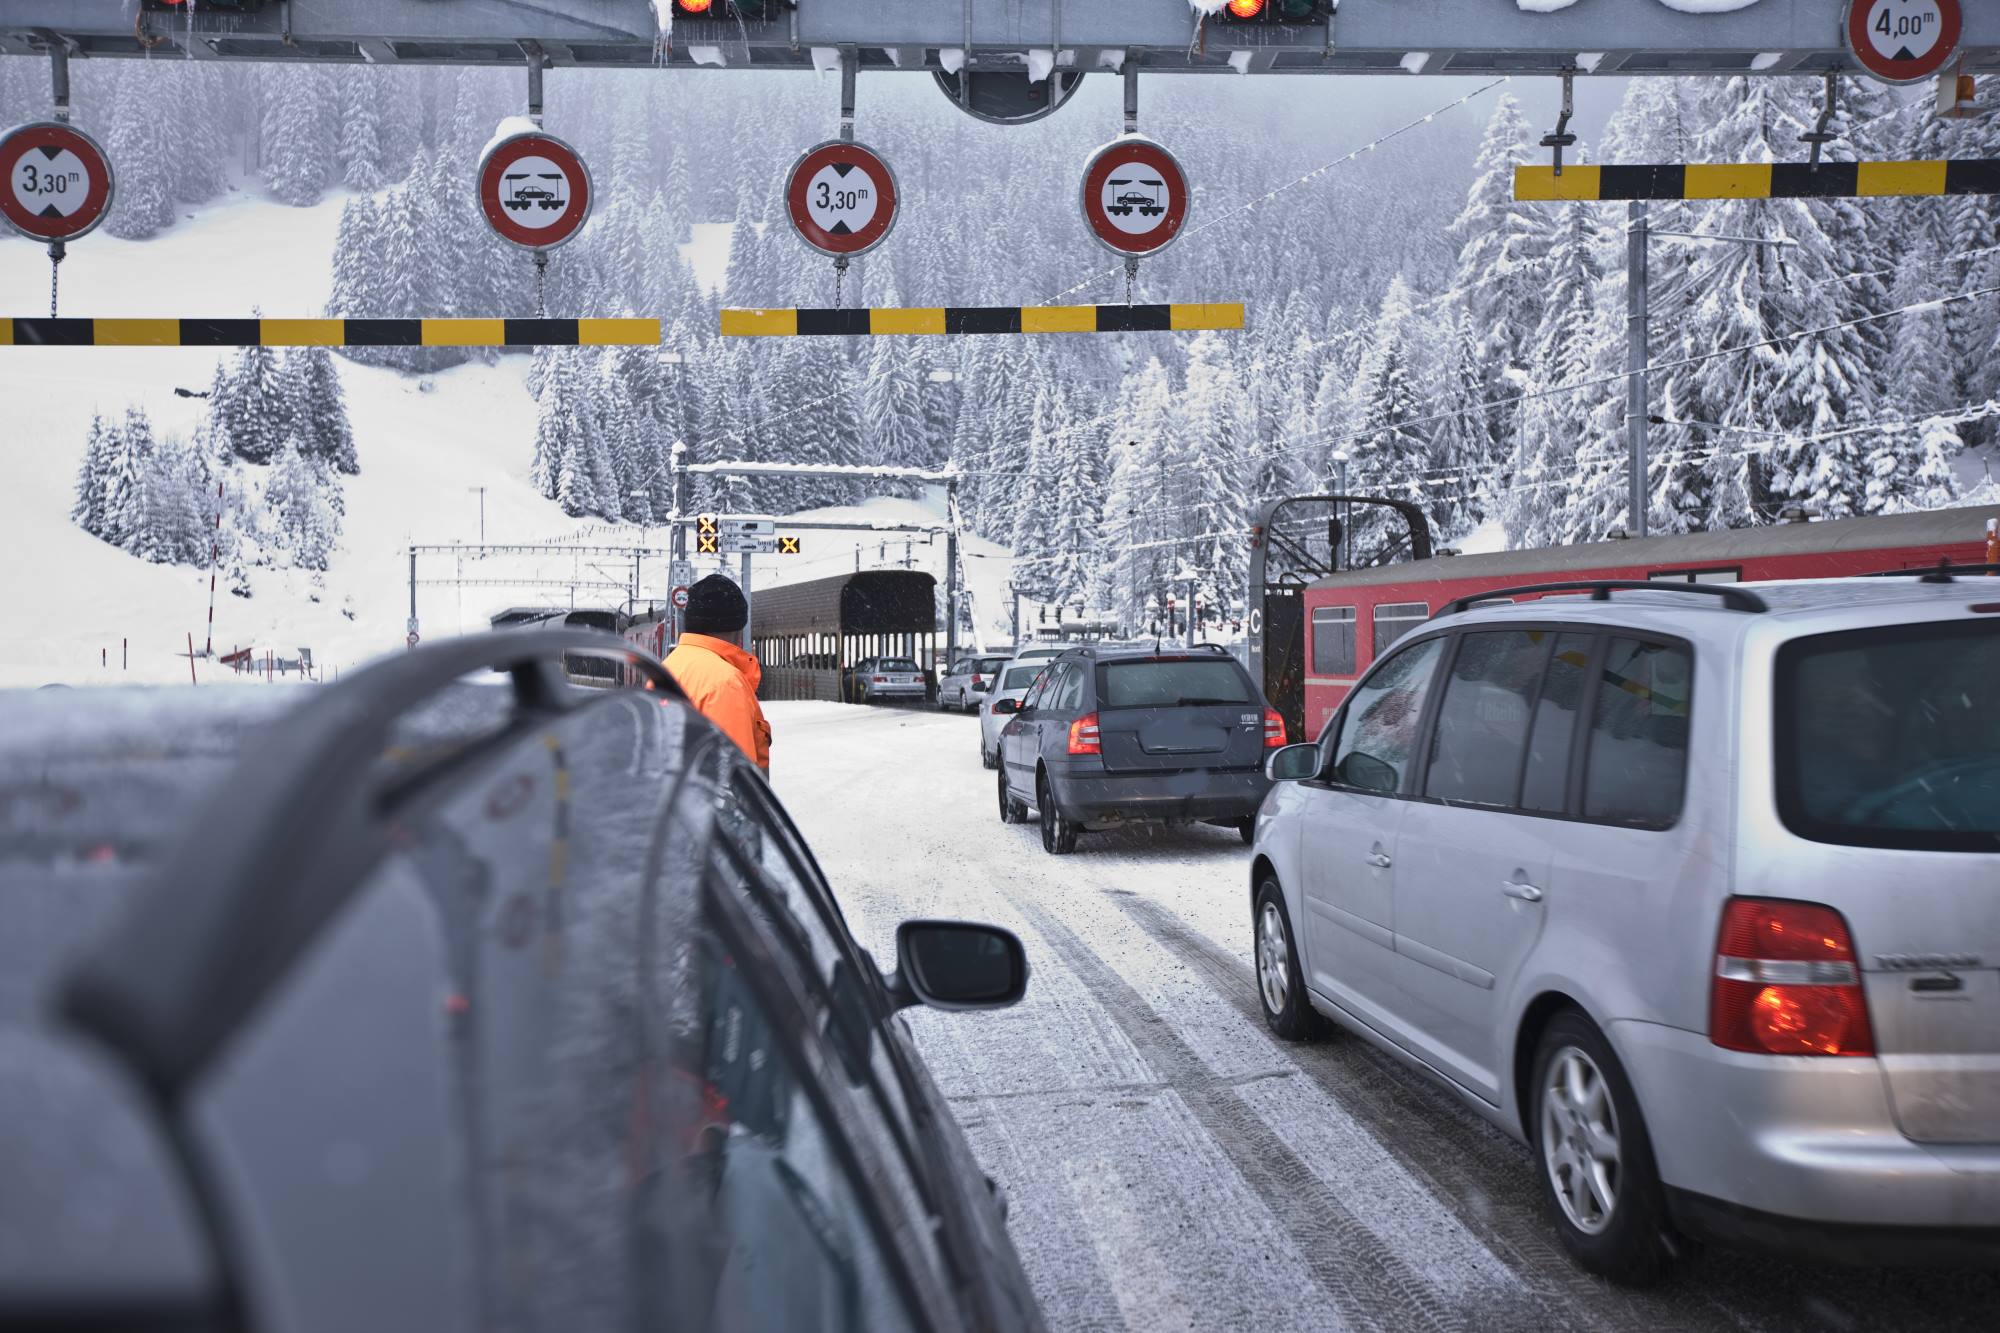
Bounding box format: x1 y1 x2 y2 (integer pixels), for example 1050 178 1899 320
878 660 919 673
1776 621 2000 851
1001 666 1043 690
975 658 1009 673
1097 659 1254 710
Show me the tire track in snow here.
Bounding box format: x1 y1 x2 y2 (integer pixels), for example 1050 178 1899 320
1011 893 1488 1333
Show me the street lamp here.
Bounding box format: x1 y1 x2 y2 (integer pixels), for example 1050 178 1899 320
1329 449 1351 571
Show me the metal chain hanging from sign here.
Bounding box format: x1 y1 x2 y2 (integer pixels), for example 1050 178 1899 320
1080 67 1188 305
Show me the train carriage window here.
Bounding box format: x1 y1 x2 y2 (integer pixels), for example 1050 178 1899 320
1311 606 1357 676
1372 602 1429 657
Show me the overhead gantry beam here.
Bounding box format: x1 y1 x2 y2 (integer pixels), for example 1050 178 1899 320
2 1 1996 77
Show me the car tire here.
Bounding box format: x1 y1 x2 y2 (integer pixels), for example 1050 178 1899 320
998 768 1023 823
1529 1010 1682 1287
1254 880 1325 1041
1038 773 1079 855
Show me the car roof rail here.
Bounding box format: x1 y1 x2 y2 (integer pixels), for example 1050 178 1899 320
61 629 680 1103
1439 579 1769 618
1856 560 2000 581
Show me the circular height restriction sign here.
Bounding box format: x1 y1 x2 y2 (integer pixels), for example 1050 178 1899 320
0 121 114 242
1081 136 1189 258
1845 0 1961 85
477 130 593 250
785 140 899 258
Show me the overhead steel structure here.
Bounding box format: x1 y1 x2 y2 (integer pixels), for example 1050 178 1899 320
3 1 1996 81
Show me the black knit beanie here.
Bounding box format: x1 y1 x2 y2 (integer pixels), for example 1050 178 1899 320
684 573 748 634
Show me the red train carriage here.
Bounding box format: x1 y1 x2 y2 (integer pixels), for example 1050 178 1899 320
1250 498 2000 744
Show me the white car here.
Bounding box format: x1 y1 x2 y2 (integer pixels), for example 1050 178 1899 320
938 654 1012 712
1251 575 2000 1282
979 657 1054 769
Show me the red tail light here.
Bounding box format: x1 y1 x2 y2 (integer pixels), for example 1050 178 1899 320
1710 898 1874 1057
1263 708 1287 748
973 675 984 687
872 676 887 683
1067 712 1102 755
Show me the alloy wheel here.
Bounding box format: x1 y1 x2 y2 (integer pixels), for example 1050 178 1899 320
1257 900 1290 1016
1541 1045 1622 1236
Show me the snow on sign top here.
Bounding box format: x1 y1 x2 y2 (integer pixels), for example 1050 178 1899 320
477 129 593 251
0 121 115 243
1080 136 1189 258
785 140 900 258
1845 0 1962 85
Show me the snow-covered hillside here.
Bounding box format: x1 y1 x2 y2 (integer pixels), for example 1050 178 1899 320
0 190 1011 687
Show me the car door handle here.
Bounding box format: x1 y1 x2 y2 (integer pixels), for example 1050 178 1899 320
1366 851 1392 869
1501 880 1544 903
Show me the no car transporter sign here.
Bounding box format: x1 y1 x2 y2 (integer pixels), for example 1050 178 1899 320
671 585 691 611
478 129 593 251
1081 136 1189 259
1845 0 1962 85
785 140 900 258
0 121 115 243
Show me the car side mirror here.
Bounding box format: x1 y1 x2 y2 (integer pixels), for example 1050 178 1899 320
885 920 1029 1012
1335 751 1398 793
1265 743 1322 782
991 697 1020 715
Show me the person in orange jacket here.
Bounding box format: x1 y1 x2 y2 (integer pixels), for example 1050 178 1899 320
664 574 772 773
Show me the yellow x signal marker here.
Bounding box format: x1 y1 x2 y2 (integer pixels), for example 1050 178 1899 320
696 514 719 536
777 536 801 555
697 533 719 555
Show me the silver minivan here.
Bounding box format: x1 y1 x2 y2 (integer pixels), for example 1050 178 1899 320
1250 576 2000 1283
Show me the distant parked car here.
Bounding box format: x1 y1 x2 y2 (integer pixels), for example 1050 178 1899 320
848 656 928 704
996 645 1283 853
0 630 1044 1330
1251 575 2000 1283
939 654 1013 712
980 657 1054 770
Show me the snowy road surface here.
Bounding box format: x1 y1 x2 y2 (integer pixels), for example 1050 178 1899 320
767 702 2000 1333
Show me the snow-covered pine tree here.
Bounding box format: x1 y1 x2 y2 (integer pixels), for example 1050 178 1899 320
337 69 388 192
103 67 176 240
212 338 292 465
1508 194 1611 547
286 346 359 474
1008 382 1065 603
131 432 215 567
267 438 340 572
101 407 159 551
1427 307 1493 542
71 413 118 539
1340 278 1429 558
532 350 607 517
1042 386 1105 611
861 338 926 491
262 64 334 207
1174 330 1255 617
1448 94 1548 378
1099 358 1174 631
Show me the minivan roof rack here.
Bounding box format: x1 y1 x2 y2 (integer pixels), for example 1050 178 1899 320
1439 580 1769 617
1857 560 2000 582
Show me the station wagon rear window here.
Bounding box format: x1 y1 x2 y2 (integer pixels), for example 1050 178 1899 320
1097 659 1254 710
1775 622 2000 852
1000 666 1043 690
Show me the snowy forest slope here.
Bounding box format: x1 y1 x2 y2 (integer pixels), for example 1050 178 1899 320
3 58 1998 685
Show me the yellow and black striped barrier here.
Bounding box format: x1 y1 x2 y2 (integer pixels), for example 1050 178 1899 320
1517 160 2000 203
0 317 661 347
720 303 1245 337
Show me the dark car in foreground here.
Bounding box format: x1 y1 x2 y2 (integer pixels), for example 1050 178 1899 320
0 631 1042 1333
995 644 1284 853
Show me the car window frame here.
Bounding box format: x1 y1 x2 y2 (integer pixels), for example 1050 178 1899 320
1376 622 1695 830
696 843 948 1331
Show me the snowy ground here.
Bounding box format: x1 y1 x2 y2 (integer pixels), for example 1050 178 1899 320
0 193 1012 687
768 701 2000 1333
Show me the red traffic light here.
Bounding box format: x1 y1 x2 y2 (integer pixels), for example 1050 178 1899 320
1226 0 1266 16
676 0 715 12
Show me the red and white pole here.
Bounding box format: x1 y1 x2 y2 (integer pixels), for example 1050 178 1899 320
187 632 198 686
